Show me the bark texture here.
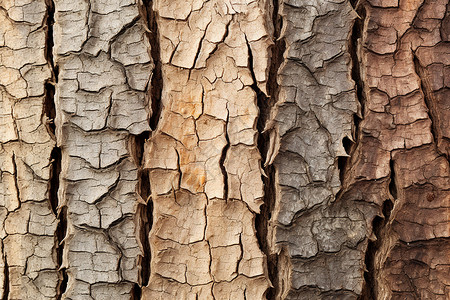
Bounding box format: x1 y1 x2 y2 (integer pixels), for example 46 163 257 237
0 1 58 298
52 0 153 298
0 0 449 299
141 1 272 298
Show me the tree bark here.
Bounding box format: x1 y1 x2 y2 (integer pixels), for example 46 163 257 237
0 0 448 299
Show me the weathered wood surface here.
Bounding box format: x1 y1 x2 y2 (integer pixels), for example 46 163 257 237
0 0 448 299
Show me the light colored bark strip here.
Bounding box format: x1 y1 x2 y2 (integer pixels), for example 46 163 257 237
0 0 58 299
142 0 273 298
266 0 363 298
53 0 153 298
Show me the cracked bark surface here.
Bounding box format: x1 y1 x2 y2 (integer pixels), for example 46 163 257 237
141 0 272 298
0 1 58 298
52 0 153 298
0 0 449 299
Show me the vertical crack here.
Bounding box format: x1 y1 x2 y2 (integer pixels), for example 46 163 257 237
44 0 66 298
250 1 285 299
131 132 152 297
142 0 162 131
219 110 230 200
11 154 21 211
360 159 395 300
56 206 68 300
349 0 365 143
132 0 162 296
49 146 67 300
338 0 366 188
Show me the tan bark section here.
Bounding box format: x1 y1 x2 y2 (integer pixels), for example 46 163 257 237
142 0 272 298
349 0 449 299
266 0 366 298
0 1 59 299
53 0 153 298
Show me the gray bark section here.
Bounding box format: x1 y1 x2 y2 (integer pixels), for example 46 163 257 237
266 1 373 298
53 0 152 298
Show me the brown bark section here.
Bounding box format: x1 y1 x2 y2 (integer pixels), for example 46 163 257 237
341 0 450 299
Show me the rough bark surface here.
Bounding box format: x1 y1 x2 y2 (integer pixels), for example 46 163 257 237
354 1 450 299
0 1 58 298
265 0 369 298
0 0 449 299
52 0 153 298
141 1 272 298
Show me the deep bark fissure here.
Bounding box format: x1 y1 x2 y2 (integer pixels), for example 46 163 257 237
349 0 366 147
360 198 393 300
130 1 160 296
44 1 66 298
132 131 152 296
253 1 285 299
341 0 366 177
44 0 57 79
360 159 396 300
56 207 68 300
143 0 162 131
